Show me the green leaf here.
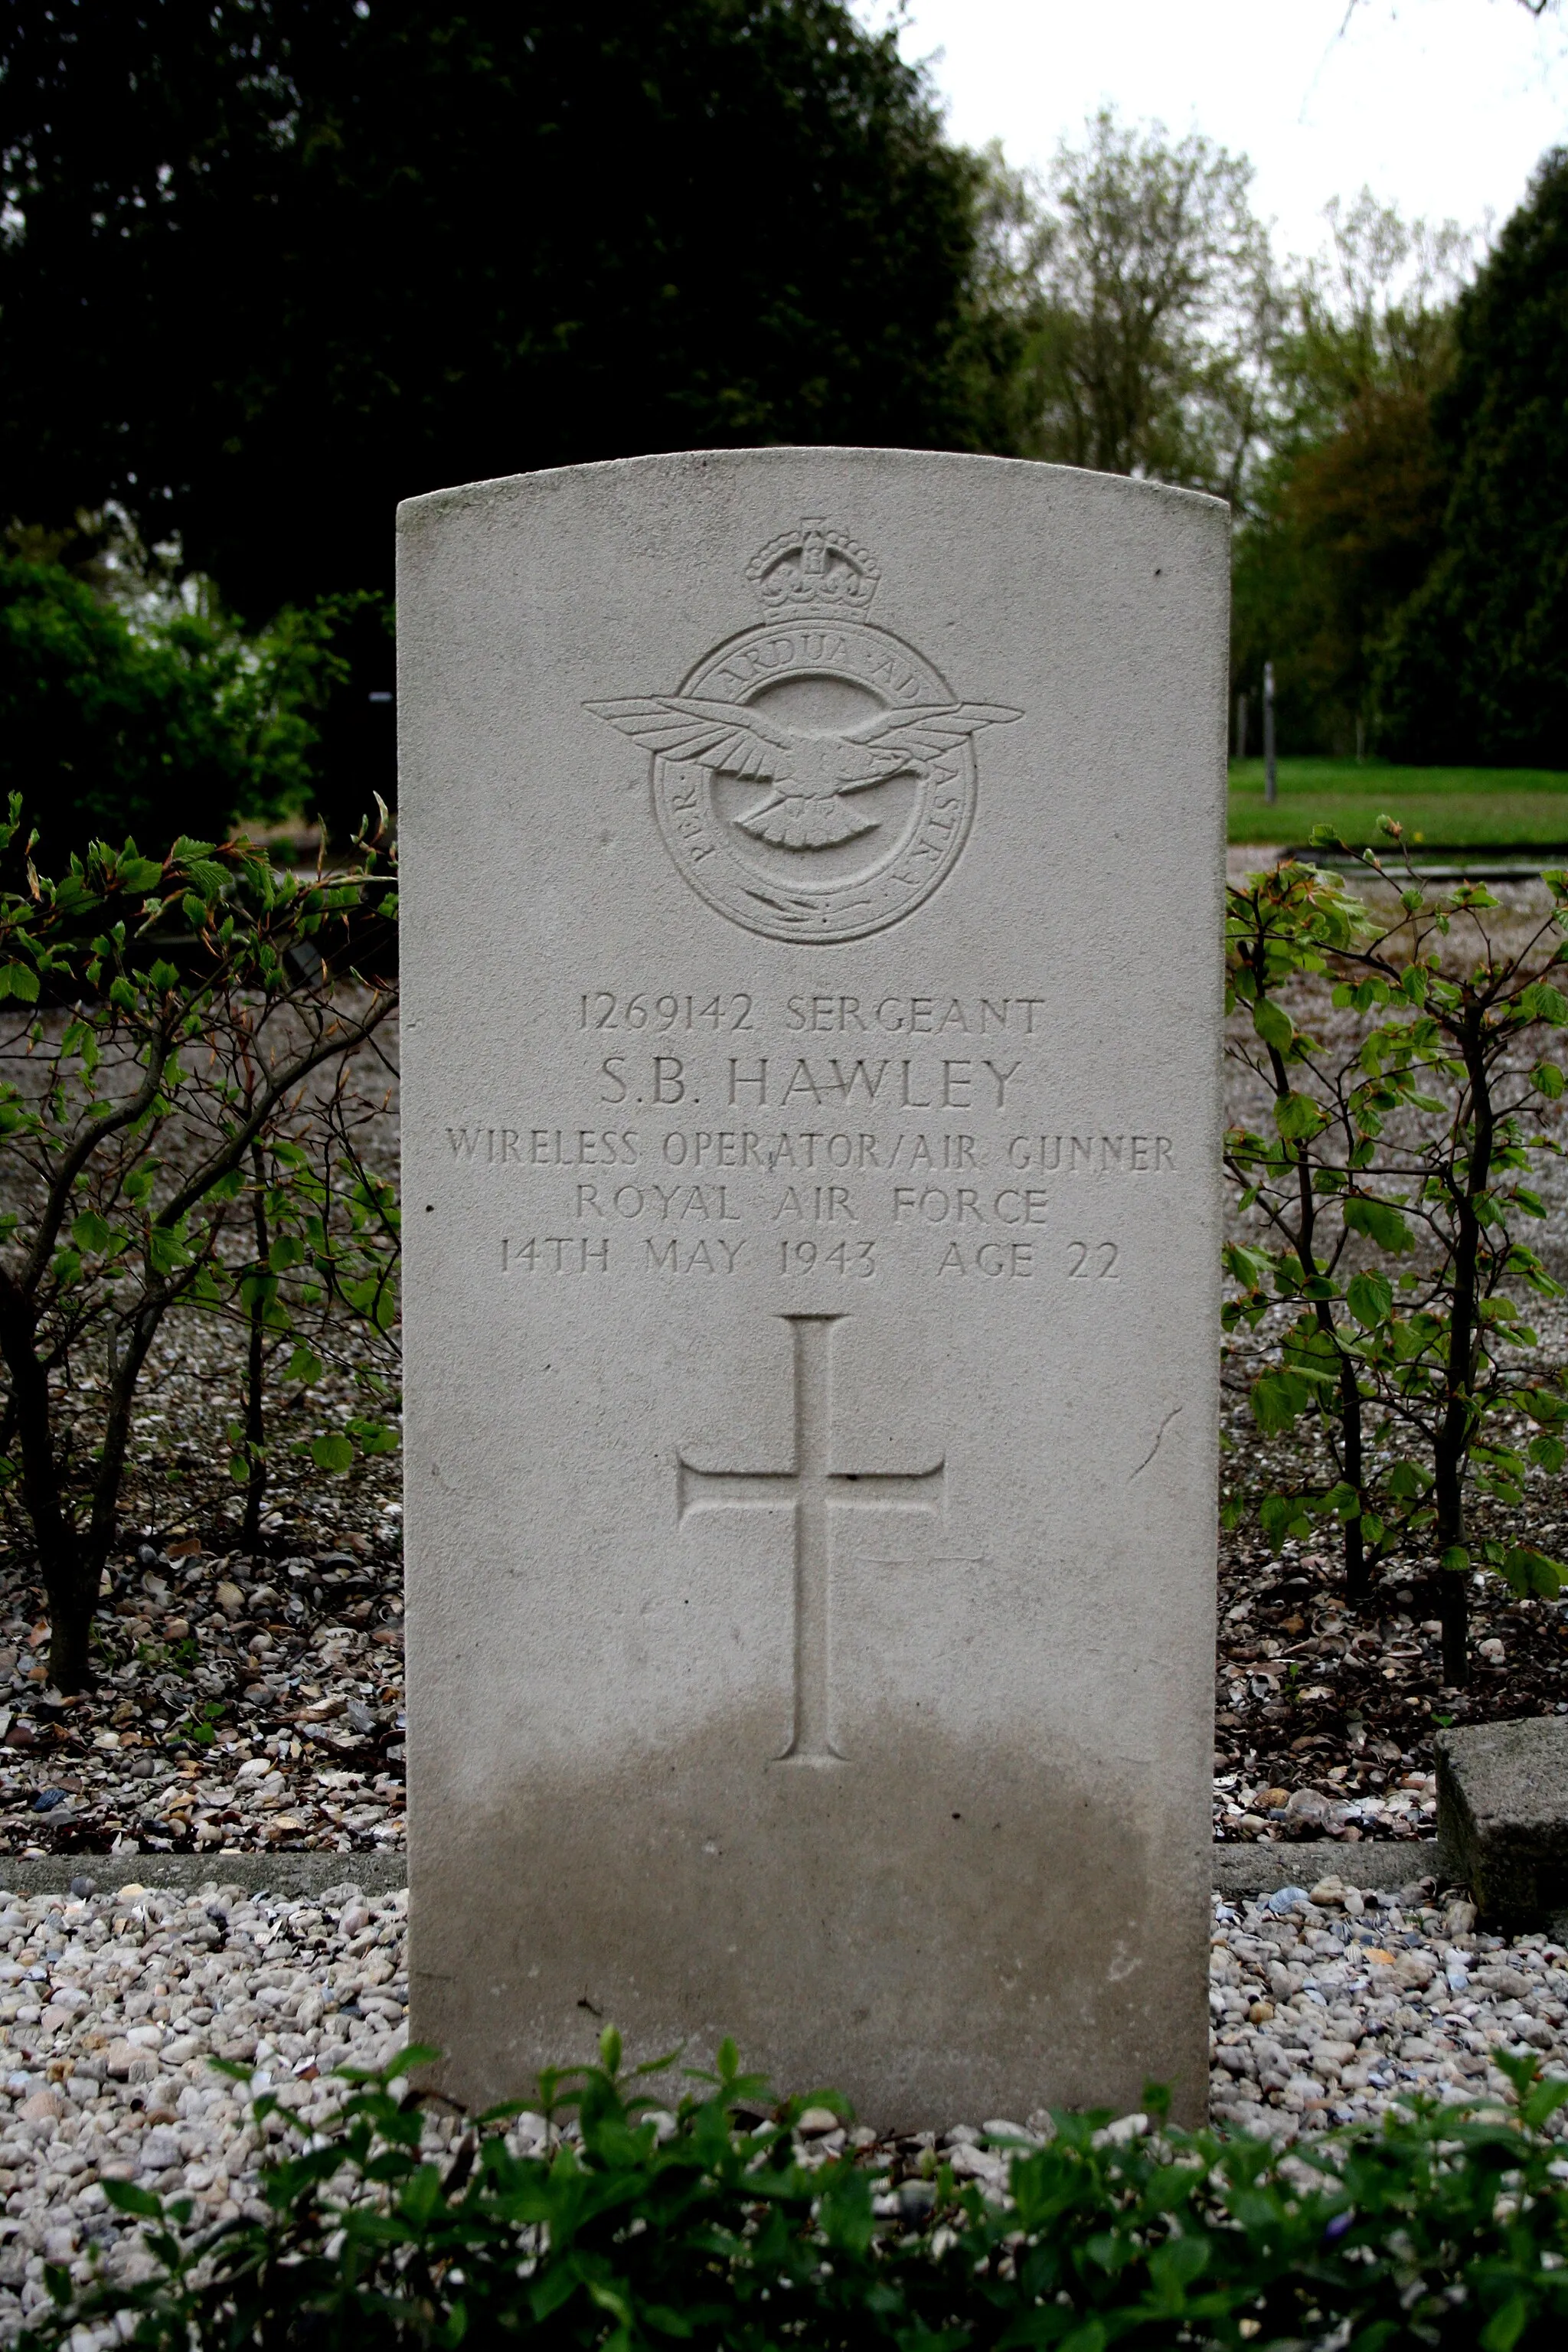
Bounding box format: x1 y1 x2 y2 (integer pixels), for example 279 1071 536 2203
348 1418 400 1457
1253 1370 1311 1433
1260 1491 1308 1544
1253 998 1293 1052
1498 1547 1564 1600
1441 1545 1470 1575
1529 1433 1565 1472
0 962 38 1004
1275 1089 1325 1142
71 1209 112 1254
1344 1194 1413 1253
1480 2295 1531 2352
310 1432 354 1474
1521 982 1568 1027
1223 1242 1272 1292
103 2178 165 2217
1346 1269 1393 1327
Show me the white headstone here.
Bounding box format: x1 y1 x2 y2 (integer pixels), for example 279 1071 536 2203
399 449 1227 2126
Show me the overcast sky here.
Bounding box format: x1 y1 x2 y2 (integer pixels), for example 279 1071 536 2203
858 0 1568 263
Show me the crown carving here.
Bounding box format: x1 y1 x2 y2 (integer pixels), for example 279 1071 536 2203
746 518 880 615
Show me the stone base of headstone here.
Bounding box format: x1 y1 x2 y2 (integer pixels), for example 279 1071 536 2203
1436 1719 1568 1925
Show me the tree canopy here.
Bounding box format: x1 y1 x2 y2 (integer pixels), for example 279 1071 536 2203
9 0 1568 801
0 0 987 619
1230 196 1468 756
974 112 1273 502
1374 149 1568 765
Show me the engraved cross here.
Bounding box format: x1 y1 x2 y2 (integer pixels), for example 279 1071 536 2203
678 1314 944 1765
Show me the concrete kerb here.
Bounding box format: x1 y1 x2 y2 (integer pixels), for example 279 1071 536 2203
1214 1840 1442 1901
0 1851 408 1900
0 1845 1436 1903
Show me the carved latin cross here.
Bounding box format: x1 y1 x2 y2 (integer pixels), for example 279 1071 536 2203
678 1314 944 1762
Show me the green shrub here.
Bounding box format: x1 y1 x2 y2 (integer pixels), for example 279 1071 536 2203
25 2031 1568 2350
0 557 347 863
0 801 398 1691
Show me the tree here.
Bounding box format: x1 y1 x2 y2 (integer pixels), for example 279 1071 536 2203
0 1 990 625
1375 150 1568 764
974 111 1276 501
0 808 397 1692
1232 194 1469 754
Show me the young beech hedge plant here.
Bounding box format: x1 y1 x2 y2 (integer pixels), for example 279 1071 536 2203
24 2034 1568 2352
1225 825 1568 1681
0 799 397 1692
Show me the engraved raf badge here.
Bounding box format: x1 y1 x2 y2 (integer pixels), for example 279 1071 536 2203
588 518 1020 943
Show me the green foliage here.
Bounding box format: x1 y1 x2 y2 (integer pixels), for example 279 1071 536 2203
0 795 397 1690
0 553 358 861
969 110 1272 499
25 2039 1568 2352
1223 844 1568 1658
1231 193 1468 755
1377 149 1568 764
1 0 992 617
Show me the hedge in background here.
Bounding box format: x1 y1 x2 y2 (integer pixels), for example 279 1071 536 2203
0 557 348 863
1375 149 1568 766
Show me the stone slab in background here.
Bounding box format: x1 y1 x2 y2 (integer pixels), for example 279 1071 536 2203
398 448 1228 2128
1436 1717 1568 1922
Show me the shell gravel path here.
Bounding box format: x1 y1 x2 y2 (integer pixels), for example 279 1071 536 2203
0 1876 1562 2331
0 1877 407 2331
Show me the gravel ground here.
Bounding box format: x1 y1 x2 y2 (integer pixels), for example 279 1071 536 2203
0 1876 407 2328
0 1304 404 1857
0 1514 407 1860
1208 1873 1568 2145
0 1873 1560 2331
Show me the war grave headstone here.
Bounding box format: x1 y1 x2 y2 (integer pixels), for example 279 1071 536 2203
398 448 1227 2125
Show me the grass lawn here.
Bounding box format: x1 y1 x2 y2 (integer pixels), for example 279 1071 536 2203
1228 757 1568 848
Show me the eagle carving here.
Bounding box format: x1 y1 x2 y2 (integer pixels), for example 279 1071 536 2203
588 694 1021 849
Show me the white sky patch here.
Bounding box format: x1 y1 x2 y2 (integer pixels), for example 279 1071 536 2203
859 0 1568 263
